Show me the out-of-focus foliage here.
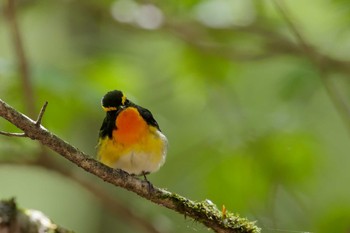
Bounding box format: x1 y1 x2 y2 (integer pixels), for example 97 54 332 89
1 0 350 232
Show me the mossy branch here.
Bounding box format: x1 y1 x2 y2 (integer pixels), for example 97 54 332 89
0 99 260 233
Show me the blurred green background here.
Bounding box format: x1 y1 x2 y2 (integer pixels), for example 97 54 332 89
1 0 350 232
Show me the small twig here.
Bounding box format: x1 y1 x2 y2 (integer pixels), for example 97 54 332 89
0 101 48 138
35 101 48 126
0 131 26 137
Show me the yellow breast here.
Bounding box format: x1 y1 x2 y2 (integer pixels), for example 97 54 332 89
97 107 167 175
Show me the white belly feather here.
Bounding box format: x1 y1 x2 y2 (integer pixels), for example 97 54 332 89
113 130 167 175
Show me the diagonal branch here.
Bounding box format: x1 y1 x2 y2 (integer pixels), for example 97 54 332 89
271 0 312 54
272 0 350 133
0 98 260 233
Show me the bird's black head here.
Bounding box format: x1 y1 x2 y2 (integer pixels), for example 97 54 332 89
101 90 127 112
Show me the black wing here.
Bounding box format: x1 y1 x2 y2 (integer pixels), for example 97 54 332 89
99 111 118 139
122 99 161 130
132 103 161 131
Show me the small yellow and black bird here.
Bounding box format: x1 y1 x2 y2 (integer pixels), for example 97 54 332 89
97 90 167 176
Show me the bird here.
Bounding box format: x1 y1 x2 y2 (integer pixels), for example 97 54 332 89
97 90 167 177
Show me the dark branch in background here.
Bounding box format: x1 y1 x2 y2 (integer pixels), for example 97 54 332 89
164 9 350 73
50 0 350 73
5 0 35 117
0 99 260 233
272 0 350 132
271 0 312 54
2 2 164 232
165 19 350 73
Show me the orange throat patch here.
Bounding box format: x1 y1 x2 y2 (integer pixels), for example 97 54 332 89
113 107 148 145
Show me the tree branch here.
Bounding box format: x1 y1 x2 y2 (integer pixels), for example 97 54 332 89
0 198 73 233
0 99 260 233
272 0 350 132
